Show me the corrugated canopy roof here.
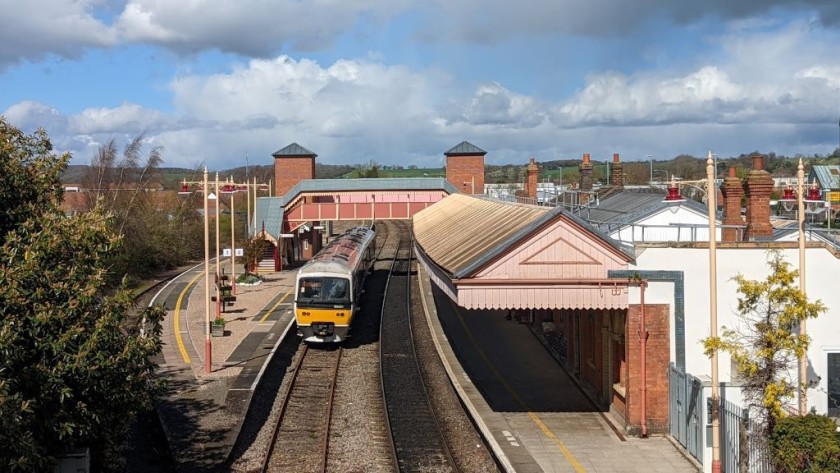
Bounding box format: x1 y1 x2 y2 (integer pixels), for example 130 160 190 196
413 194 632 278
810 165 840 190
281 178 458 202
254 197 284 240
583 188 710 224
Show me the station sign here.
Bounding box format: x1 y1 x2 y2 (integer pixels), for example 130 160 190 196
827 191 840 202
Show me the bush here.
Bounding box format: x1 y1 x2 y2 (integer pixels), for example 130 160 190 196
236 273 263 285
770 413 840 473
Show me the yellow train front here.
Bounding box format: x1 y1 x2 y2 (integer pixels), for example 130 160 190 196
294 226 376 343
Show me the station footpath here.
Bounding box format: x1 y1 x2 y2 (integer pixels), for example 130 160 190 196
152 263 297 473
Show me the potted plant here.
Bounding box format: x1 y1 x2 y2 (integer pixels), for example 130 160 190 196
211 317 226 337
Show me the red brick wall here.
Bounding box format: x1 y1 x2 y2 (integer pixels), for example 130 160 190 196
275 156 315 197
527 169 538 199
625 303 670 435
743 154 773 240
721 168 744 242
446 155 484 194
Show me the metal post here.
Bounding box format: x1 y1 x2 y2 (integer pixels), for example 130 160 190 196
649 155 653 186
798 158 807 415
246 177 251 241
203 168 212 374
214 172 221 320
230 178 236 296
707 151 721 473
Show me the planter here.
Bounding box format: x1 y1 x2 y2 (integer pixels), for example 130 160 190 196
211 320 226 337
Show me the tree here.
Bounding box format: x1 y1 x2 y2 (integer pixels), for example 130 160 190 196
703 250 826 438
0 119 165 471
80 137 202 285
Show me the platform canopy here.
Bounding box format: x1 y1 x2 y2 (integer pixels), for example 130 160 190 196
413 194 634 310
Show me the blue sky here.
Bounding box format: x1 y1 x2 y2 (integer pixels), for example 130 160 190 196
1 1 839 171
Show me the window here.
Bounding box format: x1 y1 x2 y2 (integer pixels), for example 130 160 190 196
827 352 840 417
298 277 350 307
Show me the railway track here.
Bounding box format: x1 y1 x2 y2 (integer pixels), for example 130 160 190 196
380 220 459 473
261 344 342 472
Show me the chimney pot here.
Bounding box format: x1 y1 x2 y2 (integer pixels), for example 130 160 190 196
613 153 620 163
583 153 591 164
752 154 764 171
728 166 736 178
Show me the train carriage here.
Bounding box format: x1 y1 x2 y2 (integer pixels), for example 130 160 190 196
294 226 376 343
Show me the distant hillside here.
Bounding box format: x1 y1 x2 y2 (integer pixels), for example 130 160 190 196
61 150 840 189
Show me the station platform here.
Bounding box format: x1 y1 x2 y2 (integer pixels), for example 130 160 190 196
151 262 297 472
417 264 701 473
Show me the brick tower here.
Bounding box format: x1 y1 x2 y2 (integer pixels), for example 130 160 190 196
272 142 316 198
445 141 485 195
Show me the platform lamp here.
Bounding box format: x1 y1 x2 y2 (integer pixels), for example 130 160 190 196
178 169 214 374
220 178 241 295
776 158 822 415
663 151 722 473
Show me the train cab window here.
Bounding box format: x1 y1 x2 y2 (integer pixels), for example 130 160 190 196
298 277 350 306
300 280 322 299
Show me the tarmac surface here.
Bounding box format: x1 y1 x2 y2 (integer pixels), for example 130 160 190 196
150 260 296 472
148 257 701 473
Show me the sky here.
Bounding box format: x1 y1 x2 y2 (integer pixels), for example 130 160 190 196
2 1 840 171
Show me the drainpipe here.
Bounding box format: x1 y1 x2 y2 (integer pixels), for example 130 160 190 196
639 280 649 438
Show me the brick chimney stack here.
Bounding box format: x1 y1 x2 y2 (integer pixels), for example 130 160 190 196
526 157 539 199
579 153 594 204
720 166 744 242
610 153 624 188
743 154 774 240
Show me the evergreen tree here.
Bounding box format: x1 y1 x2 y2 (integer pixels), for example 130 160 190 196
0 119 165 471
704 250 825 437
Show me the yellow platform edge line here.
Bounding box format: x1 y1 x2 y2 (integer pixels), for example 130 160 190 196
447 298 586 473
173 273 203 364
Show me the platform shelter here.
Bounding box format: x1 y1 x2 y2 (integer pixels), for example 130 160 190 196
413 194 672 436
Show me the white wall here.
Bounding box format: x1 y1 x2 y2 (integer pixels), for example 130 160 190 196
631 245 840 415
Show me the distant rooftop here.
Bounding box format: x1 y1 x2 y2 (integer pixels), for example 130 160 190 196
271 142 318 158
444 141 486 156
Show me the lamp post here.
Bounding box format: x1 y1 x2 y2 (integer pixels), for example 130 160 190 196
664 151 721 473
648 154 653 186
178 169 213 374
778 158 822 415
221 178 238 295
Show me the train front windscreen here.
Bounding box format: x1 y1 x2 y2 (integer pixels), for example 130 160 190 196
297 277 351 309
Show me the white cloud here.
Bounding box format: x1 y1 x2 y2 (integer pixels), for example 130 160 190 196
555 21 840 128
0 0 115 69
70 103 170 135
115 0 411 55
423 0 840 42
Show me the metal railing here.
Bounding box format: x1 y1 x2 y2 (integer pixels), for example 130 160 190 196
720 399 773 473
669 363 704 464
